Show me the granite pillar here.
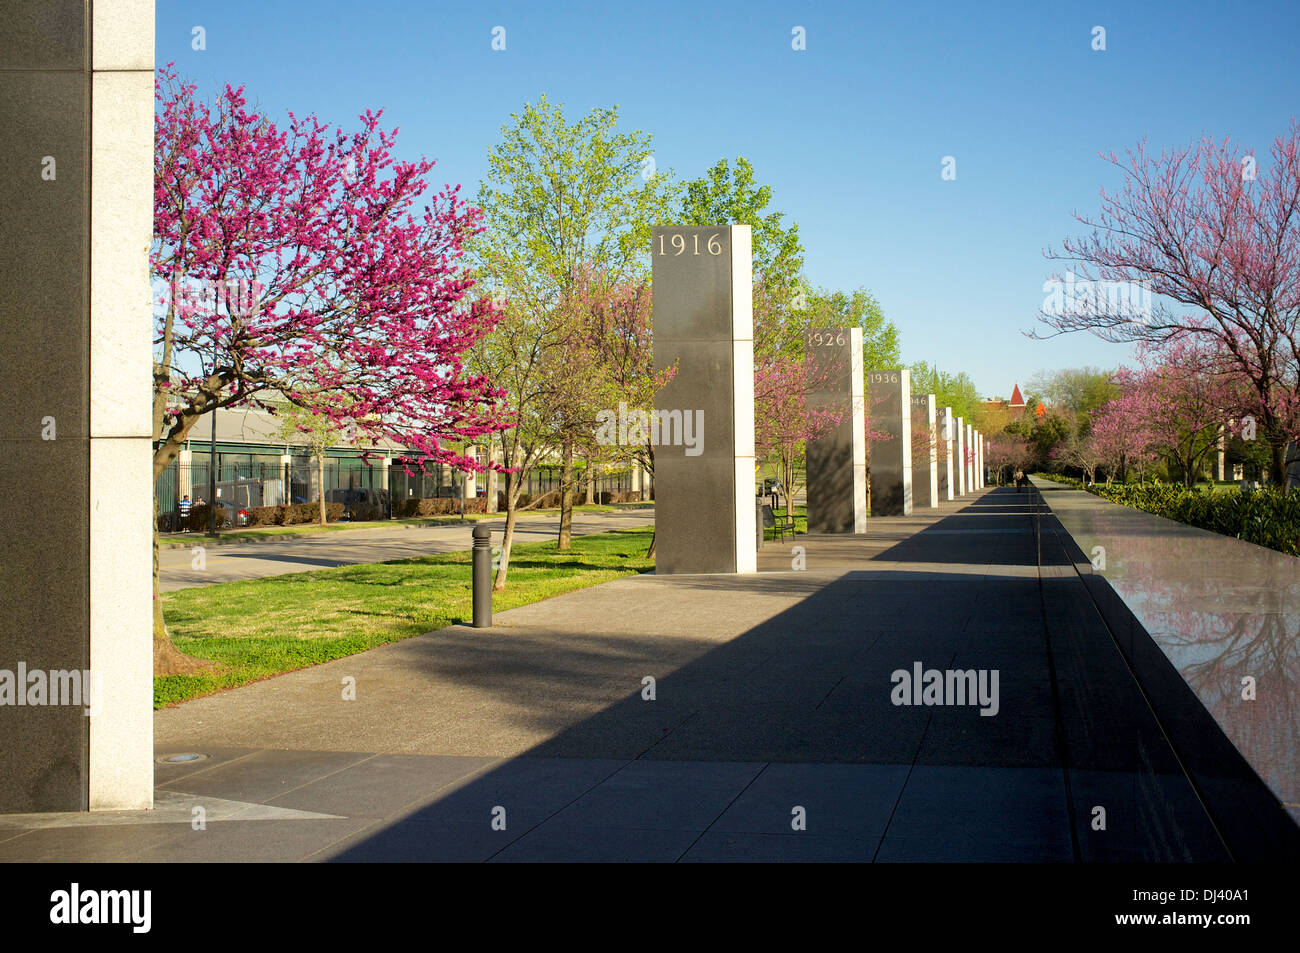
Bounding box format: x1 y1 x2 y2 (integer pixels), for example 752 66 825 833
805 327 866 533
940 407 954 500
1 0 156 812
909 393 938 508
965 424 974 492
956 417 966 495
867 369 911 516
651 225 756 573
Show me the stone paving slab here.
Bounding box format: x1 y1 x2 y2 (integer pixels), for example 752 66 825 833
3 487 1240 861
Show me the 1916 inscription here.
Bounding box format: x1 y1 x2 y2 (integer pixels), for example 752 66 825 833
656 232 724 256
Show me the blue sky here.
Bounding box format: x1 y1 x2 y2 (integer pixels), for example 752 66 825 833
157 0 1300 400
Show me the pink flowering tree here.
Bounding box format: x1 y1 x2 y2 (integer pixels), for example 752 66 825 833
151 70 508 671
754 355 846 511
1086 399 1160 484
985 435 1034 485
1036 121 1300 482
1098 335 1244 485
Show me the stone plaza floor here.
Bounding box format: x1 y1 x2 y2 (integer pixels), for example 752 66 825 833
0 487 1231 861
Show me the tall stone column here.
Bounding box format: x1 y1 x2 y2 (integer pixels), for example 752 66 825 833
941 407 954 500
909 394 938 508
965 424 974 492
956 417 966 495
1 0 156 812
805 327 866 533
867 369 912 515
651 225 755 573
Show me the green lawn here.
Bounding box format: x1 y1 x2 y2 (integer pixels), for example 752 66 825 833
155 524 655 708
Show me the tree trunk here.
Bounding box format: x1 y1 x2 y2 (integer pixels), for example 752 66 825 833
494 470 520 591
486 437 499 513
1270 439 1286 487
643 442 656 558
781 453 797 518
318 452 327 525
584 458 594 505
557 439 575 550
152 491 218 676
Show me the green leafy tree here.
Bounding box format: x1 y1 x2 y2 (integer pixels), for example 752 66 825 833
1026 367 1119 430
471 96 678 583
678 156 803 290
908 362 981 422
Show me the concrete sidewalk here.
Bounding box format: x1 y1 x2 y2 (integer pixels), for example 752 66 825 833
1 488 1228 862
158 508 657 591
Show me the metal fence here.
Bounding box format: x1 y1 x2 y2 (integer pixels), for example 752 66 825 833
154 457 639 526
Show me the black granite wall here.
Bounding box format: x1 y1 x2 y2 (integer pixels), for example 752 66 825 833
652 226 740 573
0 0 91 812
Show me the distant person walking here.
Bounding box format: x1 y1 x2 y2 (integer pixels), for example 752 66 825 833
178 494 192 532
1014 469 1025 492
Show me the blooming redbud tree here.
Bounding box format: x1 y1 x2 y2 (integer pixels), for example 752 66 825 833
150 69 508 671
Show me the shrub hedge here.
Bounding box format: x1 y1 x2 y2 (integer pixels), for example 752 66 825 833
392 497 486 518
1036 474 1300 557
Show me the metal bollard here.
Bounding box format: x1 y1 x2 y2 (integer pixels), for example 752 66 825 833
472 523 493 628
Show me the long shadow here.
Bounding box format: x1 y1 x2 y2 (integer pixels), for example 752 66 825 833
292 485 1259 862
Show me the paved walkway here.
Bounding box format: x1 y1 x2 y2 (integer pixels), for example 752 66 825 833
1 487 1228 861
158 508 656 591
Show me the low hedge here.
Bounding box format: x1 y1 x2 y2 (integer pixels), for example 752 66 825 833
1037 474 1300 557
392 497 487 518
597 490 644 504
163 501 346 531
1092 483 1300 556
276 502 345 525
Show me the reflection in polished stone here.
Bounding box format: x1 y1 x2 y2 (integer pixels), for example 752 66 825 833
1035 479 1300 837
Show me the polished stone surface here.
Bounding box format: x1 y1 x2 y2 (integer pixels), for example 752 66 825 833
1033 477 1300 858
868 369 912 515
0 0 85 71
2 487 1248 861
652 225 754 573
0 14 90 814
910 393 937 508
806 328 864 533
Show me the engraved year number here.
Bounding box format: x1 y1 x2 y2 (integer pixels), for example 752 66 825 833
657 232 723 256
806 331 848 348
